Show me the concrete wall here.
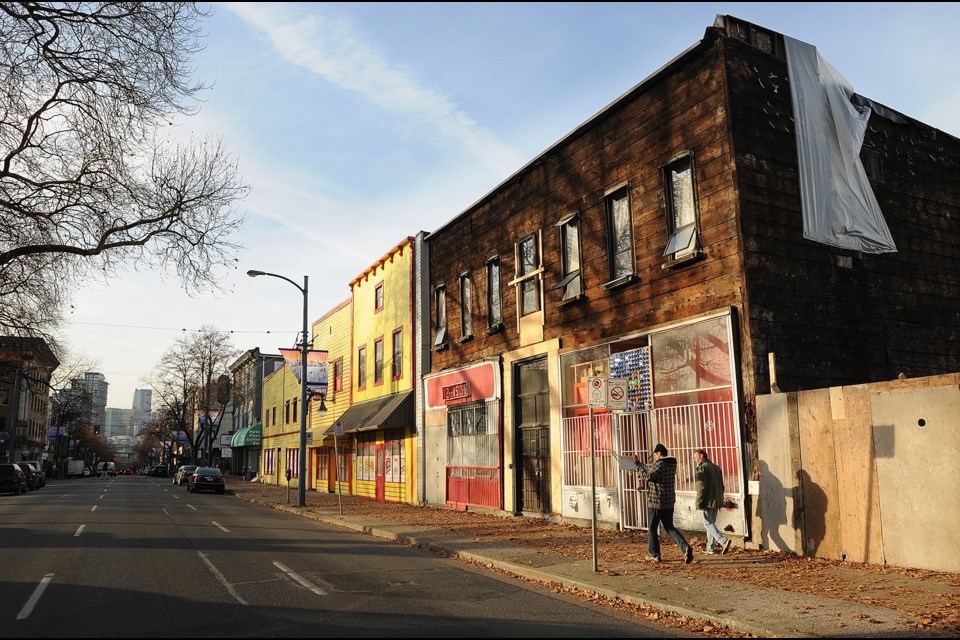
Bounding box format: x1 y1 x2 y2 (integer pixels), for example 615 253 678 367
756 373 960 572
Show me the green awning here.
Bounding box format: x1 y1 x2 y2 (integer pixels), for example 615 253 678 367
230 423 262 448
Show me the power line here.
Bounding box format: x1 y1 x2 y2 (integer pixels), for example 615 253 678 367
67 321 297 334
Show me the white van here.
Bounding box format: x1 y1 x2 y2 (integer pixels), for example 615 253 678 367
95 462 116 477
67 459 85 478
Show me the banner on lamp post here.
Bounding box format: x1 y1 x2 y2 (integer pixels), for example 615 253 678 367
279 348 329 396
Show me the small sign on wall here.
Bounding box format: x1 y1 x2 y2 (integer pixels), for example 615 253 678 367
442 381 471 402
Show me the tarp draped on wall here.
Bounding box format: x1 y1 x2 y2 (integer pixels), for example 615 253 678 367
784 36 897 254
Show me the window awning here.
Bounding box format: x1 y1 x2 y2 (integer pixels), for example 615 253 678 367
230 423 262 448
325 390 414 435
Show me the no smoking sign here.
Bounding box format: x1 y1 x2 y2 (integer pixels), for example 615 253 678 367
607 378 628 411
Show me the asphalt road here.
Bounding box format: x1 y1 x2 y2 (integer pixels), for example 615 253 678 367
0 476 681 638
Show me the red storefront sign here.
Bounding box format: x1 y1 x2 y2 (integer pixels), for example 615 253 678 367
426 362 496 407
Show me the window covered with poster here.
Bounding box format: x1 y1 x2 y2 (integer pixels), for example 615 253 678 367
559 313 739 492
356 431 376 482
383 429 405 483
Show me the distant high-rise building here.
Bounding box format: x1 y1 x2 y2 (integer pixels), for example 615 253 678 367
131 388 153 436
104 407 133 439
71 372 108 433
133 388 152 413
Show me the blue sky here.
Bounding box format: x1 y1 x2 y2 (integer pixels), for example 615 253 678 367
61 2 960 408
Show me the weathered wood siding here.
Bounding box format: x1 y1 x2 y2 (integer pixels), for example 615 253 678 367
429 30 746 375
725 30 960 398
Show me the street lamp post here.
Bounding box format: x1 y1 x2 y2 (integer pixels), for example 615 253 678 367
248 269 309 507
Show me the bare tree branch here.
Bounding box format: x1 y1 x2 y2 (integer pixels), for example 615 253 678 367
0 2 248 338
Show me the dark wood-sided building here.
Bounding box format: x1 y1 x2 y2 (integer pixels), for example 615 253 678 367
422 15 960 540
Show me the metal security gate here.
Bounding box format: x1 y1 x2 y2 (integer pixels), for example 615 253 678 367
615 411 652 530
617 400 741 531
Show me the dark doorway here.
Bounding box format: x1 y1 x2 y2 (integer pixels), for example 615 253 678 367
515 357 550 514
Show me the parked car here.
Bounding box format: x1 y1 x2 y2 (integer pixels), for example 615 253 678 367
18 461 45 487
16 462 41 490
173 465 198 486
187 467 225 494
0 463 26 495
149 465 168 477
82 466 92 477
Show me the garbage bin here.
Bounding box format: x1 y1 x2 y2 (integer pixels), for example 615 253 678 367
246 470 255 481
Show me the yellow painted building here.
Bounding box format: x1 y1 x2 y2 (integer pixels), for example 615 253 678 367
260 364 304 488
308 297 353 494
338 237 418 504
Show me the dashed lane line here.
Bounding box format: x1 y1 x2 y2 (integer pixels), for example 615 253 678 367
17 573 54 620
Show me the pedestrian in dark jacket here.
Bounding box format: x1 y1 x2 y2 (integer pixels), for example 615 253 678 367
635 443 693 564
695 448 731 555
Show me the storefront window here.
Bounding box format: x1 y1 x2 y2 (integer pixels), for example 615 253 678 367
650 315 733 407
447 402 498 468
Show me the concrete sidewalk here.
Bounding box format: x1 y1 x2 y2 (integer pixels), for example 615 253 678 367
226 479 958 638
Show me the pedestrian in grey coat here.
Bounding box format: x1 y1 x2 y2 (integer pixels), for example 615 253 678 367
695 448 731 555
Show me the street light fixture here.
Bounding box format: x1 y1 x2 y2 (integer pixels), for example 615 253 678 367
247 269 310 507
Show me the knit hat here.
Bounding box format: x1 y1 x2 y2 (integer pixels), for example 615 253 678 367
653 443 668 456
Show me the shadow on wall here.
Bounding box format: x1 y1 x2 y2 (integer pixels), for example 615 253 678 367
797 469 827 557
759 459 789 552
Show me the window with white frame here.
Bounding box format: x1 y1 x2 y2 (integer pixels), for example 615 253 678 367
264 449 276 474
357 345 367 389
606 188 635 281
460 272 473 339
392 328 403 379
374 338 384 384
514 232 542 316
434 285 448 347
663 153 699 261
285 448 299 479
487 256 502 330
374 282 384 311
555 213 582 300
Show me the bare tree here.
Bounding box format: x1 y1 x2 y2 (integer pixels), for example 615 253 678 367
0 2 247 338
146 326 237 466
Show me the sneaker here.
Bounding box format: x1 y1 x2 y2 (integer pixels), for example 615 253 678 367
684 546 693 564
701 549 716 556
720 539 732 555
645 555 661 563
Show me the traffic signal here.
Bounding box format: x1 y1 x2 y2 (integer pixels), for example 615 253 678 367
94 425 100 435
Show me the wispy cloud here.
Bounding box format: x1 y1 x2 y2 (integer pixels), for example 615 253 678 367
225 2 524 176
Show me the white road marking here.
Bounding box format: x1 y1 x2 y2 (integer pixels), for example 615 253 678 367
17 573 54 619
162 508 170 516
212 521 230 532
198 552 248 606
187 505 197 511
74 525 85 537
91 505 97 512
273 561 328 596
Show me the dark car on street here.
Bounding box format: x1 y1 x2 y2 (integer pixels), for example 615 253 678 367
187 466 225 494
0 464 27 495
149 465 168 477
16 462 41 490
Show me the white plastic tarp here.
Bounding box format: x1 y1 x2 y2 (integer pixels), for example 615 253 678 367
784 36 897 254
